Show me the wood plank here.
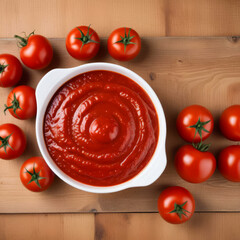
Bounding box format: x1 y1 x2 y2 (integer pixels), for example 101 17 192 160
1 212 240 240
166 0 240 36
0 0 165 38
0 213 94 240
95 213 240 240
1 37 240 213
1 0 240 38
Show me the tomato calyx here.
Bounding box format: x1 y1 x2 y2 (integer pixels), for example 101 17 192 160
25 163 46 188
0 133 14 153
75 25 99 50
4 93 22 117
114 28 136 52
188 118 211 141
169 201 190 220
0 63 8 74
14 31 35 48
192 141 210 152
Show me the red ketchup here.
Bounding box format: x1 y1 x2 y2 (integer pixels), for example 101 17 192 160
44 70 159 186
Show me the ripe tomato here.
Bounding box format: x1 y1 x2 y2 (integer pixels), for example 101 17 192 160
108 27 141 61
158 186 195 224
0 54 22 88
218 145 240 182
4 85 36 120
20 156 54 192
66 25 100 60
175 144 216 183
219 105 240 141
176 105 214 143
0 123 26 160
14 31 53 69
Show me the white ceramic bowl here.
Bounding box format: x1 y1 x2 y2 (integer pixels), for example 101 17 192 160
36 63 167 193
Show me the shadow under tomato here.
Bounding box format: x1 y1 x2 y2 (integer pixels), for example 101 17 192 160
129 38 150 64
17 66 32 86
42 43 63 72
40 175 63 195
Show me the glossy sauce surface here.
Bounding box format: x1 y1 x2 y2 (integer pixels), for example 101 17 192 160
44 70 159 186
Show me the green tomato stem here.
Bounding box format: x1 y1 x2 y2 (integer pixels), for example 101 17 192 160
4 93 22 118
25 163 46 189
0 64 8 73
169 201 191 220
14 31 35 48
0 133 14 153
75 25 99 50
114 28 136 53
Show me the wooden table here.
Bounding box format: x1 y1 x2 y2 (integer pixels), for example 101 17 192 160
1 1 240 239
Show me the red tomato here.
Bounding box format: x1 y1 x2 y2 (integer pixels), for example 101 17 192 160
20 156 54 192
14 31 53 69
0 123 26 160
0 54 22 88
176 105 214 143
158 186 195 224
66 25 100 60
175 144 216 183
219 105 240 141
108 27 141 61
218 145 240 182
4 85 36 120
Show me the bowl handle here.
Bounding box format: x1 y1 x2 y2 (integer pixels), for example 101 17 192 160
131 145 167 187
36 68 70 110
145 148 167 186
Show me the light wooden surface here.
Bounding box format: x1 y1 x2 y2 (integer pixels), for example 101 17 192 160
95 213 240 240
1 0 240 239
1 213 240 240
1 37 240 213
0 214 94 240
0 0 240 38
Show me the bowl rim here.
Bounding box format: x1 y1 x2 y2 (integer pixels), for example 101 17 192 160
35 62 167 193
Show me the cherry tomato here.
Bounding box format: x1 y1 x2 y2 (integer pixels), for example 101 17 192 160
0 123 26 160
66 25 100 60
108 27 141 61
14 31 53 69
219 105 240 141
158 186 195 224
176 105 214 143
218 145 240 182
0 54 22 88
175 144 216 183
20 156 54 192
4 85 36 120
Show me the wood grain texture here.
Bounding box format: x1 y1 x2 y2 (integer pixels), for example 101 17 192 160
166 0 240 36
0 37 240 213
0 213 94 240
1 1 240 238
0 0 165 38
1 212 240 240
0 0 240 38
95 213 240 240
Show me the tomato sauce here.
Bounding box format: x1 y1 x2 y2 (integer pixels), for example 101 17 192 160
44 70 159 186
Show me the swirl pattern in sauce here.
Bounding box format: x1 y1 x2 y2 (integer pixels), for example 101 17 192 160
44 70 159 186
